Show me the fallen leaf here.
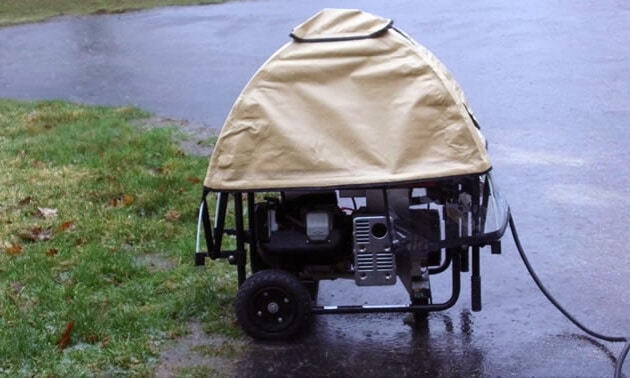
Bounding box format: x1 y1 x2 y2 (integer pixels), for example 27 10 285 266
57 320 75 351
164 210 180 222
18 226 53 242
35 207 58 219
55 221 74 233
46 248 58 256
18 196 32 206
4 243 23 256
186 176 202 184
107 194 133 208
123 194 133 206
75 238 86 246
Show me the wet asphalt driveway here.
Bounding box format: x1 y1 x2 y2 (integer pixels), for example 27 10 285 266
1 0 629 376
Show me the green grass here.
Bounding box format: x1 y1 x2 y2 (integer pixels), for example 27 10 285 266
0 0 225 27
0 99 240 376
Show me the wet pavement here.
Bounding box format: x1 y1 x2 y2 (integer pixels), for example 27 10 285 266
1 0 630 376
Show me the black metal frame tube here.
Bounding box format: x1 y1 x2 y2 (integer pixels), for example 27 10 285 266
200 191 215 259
470 180 482 311
213 192 229 258
471 245 481 311
312 249 461 314
247 193 257 267
234 192 247 286
428 250 453 275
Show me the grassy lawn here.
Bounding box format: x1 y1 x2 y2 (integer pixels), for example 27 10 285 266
0 99 240 376
0 0 226 27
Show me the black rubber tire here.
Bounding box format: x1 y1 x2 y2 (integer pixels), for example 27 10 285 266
235 269 312 340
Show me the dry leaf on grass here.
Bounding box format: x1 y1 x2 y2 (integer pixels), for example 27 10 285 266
57 320 75 351
56 221 74 233
18 226 53 242
46 248 58 256
18 196 32 206
107 194 133 207
35 207 58 219
186 176 202 184
164 210 180 222
4 243 23 256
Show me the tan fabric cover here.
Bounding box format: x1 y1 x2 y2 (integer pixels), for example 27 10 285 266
204 8 491 190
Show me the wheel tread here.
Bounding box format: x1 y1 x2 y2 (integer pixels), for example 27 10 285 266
235 269 312 340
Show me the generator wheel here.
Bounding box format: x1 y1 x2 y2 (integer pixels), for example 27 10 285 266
235 269 312 340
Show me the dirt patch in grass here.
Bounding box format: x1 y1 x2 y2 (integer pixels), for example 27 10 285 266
134 253 175 272
131 116 220 157
154 321 245 377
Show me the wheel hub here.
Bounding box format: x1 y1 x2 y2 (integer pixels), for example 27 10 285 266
267 301 280 314
252 288 295 331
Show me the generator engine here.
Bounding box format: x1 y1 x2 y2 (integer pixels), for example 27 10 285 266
255 188 443 297
254 191 353 272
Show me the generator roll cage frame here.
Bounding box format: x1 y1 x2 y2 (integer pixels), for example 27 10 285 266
194 173 508 316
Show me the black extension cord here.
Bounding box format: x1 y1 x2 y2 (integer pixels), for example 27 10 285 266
509 213 629 378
